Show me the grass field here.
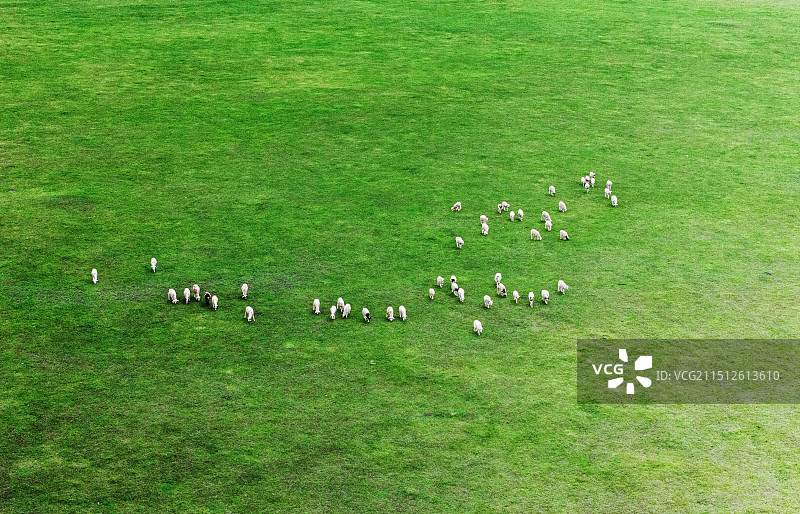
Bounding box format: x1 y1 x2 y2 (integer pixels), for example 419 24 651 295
1 0 799 511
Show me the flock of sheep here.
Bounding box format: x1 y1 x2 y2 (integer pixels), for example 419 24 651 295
309 175 618 335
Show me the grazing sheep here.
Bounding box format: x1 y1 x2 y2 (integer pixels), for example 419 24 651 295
241 283 248 299
192 284 200 301
481 222 489 236
541 290 550 305
545 219 552 231
330 305 337 320
497 283 507 297
168 288 178 304
473 319 483 336
204 291 211 305
183 288 191 304
343 304 351 318
451 201 462 212
604 187 611 199
517 209 524 221
495 272 502 284
531 229 542 240
528 291 535 307
91 268 98 284
313 298 321 315
458 288 465 303
450 275 457 284
386 306 394 321
559 201 567 213
502 201 510 211
429 288 435 300
497 203 503 214
558 280 569 294
590 176 596 188
581 176 587 186
437 276 445 288
362 307 371 323
245 306 255 322
560 230 569 240
585 182 590 193
480 215 488 224
150 258 157 273
611 195 618 207
549 185 556 196
337 297 345 312
513 290 520 304
399 305 407 321
484 295 493 308
606 180 612 190
455 236 464 249
451 281 459 295
590 172 595 179
509 211 515 222
541 211 550 222
211 295 218 310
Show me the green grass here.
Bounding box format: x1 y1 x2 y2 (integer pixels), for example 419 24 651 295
1 0 799 511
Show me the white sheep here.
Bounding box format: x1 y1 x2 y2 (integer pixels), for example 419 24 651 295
513 290 520 304
451 201 462 212
497 203 503 214
585 182 590 193
484 295 493 308
343 304 351 318
480 215 488 224
362 307 370 323
211 295 218 310
437 276 444 288
330 305 337 320
611 195 618 207
183 288 191 304
560 230 569 240
450 275 457 284
458 288 465 303
192 284 200 301
473 319 483 335
589 172 595 179
150 258 157 273
481 222 489 236
607 180 613 190
497 282 507 297
517 209 524 221
313 298 321 314
241 283 248 299
580 176 587 185
451 281 459 295
455 236 464 249
502 201 510 211
528 291 535 307
168 288 178 304
604 187 611 199
559 201 567 213
590 176 595 188
429 288 435 300
558 280 569 294
545 219 552 231
91 268 98 284
531 229 542 240
541 211 550 222
337 297 345 312
509 211 515 222
541 290 550 305
549 185 556 196
245 306 255 322
399 305 407 321
386 306 394 321
494 272 502 284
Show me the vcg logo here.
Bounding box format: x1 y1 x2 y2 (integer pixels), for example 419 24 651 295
592 349 653 395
